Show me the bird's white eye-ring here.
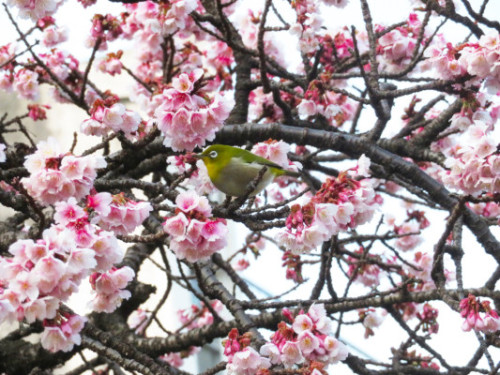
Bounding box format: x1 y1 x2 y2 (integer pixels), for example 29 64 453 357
209 150 218 159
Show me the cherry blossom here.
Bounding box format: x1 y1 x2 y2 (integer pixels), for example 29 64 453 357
97 51 123 76
2 0 500 370
41 313 86 352
163 191 227 262
154 70 234 151
7 0 61 21
42 25 68 47
177 300 223 330
89 266 135 313
81 100 142 137
347 247 382 287
255 304 348 369
91 192 152 235
278 167 379 254
21 137 106 205
0 193 133 353
13 69 39 100
226 347 271 375
460 294 500 333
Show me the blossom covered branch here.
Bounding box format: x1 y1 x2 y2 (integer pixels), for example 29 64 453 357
0 0 500 374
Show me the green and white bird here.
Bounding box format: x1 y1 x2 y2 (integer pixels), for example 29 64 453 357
195 144 300 197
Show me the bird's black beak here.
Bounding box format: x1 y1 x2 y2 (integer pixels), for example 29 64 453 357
192 153 204 159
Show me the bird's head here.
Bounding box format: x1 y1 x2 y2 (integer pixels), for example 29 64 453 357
194 144 234 179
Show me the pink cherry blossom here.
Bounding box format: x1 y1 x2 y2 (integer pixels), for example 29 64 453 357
54 198 87 226
281 341 304 368
292 314 314 333
260 343 281 364
227 347 271 375
460 294 500 333
23 296 59 323
98 52 123 76
394 221 422 251
41 314 87 352
279 172 378 254
81 101 142 137
89 266 134 313
7 0 60 21
154 73 234 151
297 330 320 355
21 138 106 205
42 25 67 47
163 191 227 262
92 193 152 235
323 336 349 363
233 258 250 271
13 69 39 100
251 140 301 173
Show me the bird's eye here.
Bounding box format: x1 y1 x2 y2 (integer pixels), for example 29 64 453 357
209 150 218 159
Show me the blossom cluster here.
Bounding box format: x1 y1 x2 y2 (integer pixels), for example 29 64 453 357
459 294 500 333
119 0 200 85
376 13 423 72
97 51 123 76
86 13 124 49
36 16 68 47
0 31 80 103
456 32 500 89
251 140 297 170
347 247 382 288
177 300 223 329
11 68 39 100
89 267 135 313
163 191 227 262
88 192 153 236
153 70 234 151
278 161 379 254
124 0 198 42
282 251 304 283
223 304 348 375
0 197 135 352
21 137 106 206
223 329 270 375
248 87 284 123
392 209 429 252
81 99 142 137
251 140 302 201
440 121 499 196
260 304 348 368
289 0 325 55
42 24 68 47
468 199 500 220
425 31 500 89
28 104 50 121
7 0 61 21
297 83 355 128
41 312 87 352
416 303 439 334
39 49 79 89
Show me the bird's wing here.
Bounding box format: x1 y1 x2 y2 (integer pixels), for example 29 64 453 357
236 148 300 177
